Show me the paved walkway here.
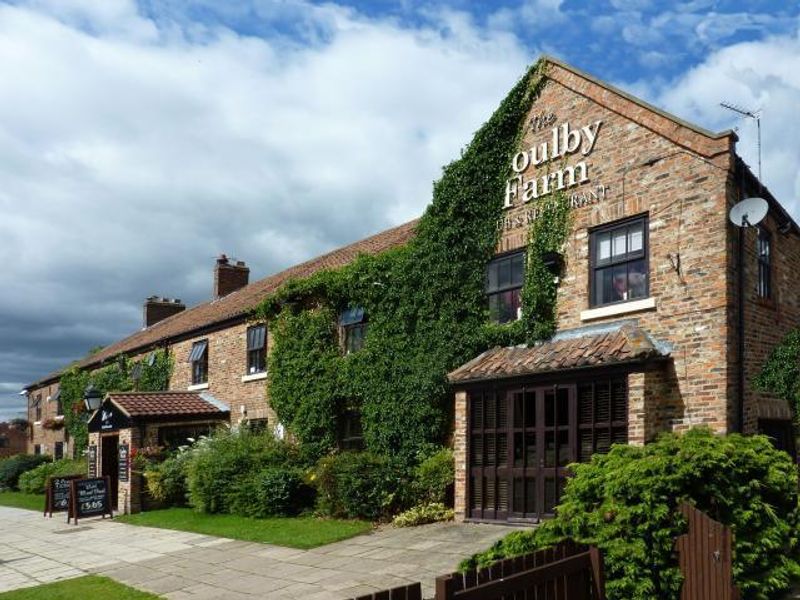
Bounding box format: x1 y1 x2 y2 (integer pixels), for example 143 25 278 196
0 506 516 599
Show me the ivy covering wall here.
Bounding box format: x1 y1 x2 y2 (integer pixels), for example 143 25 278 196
755 328 800 417
256 59 574 463
60 349 173 453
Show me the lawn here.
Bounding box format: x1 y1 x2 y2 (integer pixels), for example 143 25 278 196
0 576 160 599
116 507 372 549
0 491 45 512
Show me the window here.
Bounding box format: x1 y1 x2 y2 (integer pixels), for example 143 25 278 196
158 424 215 450
54 442 64 460
340 307 367 354
246 418 269 434
53 390 63 416
486 251 525 324
34 394 42 422
34 444 41 455
188 340 208 385
0 438 8 449
758 227 771 299
246 325 267 374
590 216 648 307
339 409 364 450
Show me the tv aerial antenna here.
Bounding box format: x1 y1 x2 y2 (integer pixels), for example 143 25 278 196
720 101 762 181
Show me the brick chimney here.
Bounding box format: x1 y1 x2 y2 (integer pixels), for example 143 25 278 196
143 296 185 328
214 255 249 298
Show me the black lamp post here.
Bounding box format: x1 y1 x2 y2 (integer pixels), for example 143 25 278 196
83 384 102 412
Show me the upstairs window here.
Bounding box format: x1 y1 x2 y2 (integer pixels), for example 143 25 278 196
34 394 42 422
590 216 648 307
340 307 367 354
52 389 63 416
486 251 525 324
758 227 772 299
246 325 267 374
188 340 208 385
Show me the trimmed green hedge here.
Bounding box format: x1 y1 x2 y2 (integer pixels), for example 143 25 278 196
0 454 50 491
18 458 86 494
462 428 800 600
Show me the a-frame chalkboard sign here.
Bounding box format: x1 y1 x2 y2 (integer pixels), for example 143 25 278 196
68 476 113 525
44 474 82 518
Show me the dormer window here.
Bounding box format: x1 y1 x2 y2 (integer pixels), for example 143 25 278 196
188 340 208 385
340 307 367 354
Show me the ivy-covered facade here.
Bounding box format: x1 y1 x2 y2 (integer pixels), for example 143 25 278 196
22 56 800 522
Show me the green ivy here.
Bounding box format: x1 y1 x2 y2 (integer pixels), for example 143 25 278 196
60 349 173 455
256 60 576 463
754 328 800 417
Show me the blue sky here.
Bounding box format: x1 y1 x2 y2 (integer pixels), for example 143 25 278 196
0 0 798 420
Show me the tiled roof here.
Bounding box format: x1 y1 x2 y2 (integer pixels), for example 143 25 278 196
448 324 666 384
29 219 418 387
107 391 229 418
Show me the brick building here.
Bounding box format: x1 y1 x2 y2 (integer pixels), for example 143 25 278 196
0 421 28 458
23 57 800 520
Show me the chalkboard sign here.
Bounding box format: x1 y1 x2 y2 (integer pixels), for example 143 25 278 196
88 445 97 477
118 443 129 483
44 474 81 518
69 476 112 524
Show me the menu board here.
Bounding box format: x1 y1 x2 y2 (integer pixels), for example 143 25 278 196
118 443 129 483
69 477 112 524
87 445 98 477
44 474 81 518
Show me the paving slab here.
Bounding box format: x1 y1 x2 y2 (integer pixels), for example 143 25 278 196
0 506 519 598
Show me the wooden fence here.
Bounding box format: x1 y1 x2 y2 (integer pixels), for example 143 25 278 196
434 540 604 600
346 582 422 600
676 502 739 600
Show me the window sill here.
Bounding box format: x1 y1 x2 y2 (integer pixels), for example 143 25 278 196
33 421 41 426
187 383 209 391
580 297 656 321
241 372 267 383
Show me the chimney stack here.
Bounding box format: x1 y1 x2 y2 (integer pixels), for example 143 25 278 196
143 296 185 328
214 254 249 298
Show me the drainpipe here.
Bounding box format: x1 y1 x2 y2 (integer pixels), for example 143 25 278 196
736 157 746 434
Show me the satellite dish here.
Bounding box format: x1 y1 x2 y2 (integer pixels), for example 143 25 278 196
729 197 768 228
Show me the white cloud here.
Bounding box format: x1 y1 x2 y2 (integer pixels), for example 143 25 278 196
656 33 800 214
0 1 532 410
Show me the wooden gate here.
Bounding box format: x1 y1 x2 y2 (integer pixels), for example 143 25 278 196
676 502 739 600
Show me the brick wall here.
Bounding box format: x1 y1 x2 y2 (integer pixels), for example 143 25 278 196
27 382 69 457
169 323 276 427
498 70 734 439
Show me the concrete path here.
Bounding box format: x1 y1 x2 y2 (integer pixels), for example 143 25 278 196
0 506 515 599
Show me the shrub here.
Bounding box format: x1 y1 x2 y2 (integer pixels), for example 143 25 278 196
0 454 50 491
228 466 311 518
315 451 408 520
393 503 454 527
144 450 192 506
18 458 86 494
462 428 800 600
186 429 295 513
413 447 454 505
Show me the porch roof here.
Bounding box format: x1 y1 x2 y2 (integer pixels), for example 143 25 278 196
104 391 229 419
448 322 668 385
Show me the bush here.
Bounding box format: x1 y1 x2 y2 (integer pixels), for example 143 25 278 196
315 451 408 520
462 428 800 600
0 454 50 491
228 466 311 518
18 458 86 494
144 450 192 506
186 429 296 513
413 447 454 505
393 503 454 527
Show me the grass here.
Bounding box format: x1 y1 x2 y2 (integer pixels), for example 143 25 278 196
0 491 45 512
116 507 372 549
0 576 160 599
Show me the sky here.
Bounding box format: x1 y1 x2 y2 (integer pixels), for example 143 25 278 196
1 0 798 421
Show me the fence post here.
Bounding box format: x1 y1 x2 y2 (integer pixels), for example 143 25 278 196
589 546 606 600
435 574 454 600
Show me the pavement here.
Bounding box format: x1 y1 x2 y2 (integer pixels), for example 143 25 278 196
0 506 516 599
